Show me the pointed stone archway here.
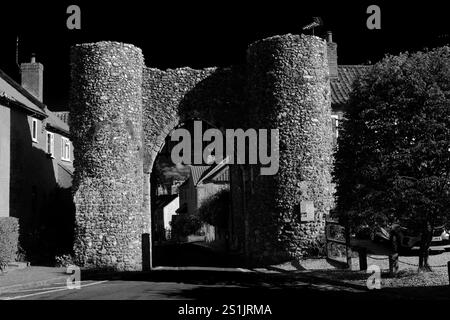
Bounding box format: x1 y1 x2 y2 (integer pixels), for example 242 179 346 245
69 34 334 271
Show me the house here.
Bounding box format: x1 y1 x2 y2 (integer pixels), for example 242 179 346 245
178 158 230 243
156 179 184 196
327 31 372 144
153 194 179 241
0 55 74 261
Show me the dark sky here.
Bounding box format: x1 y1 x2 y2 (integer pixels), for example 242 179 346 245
0 0 449 110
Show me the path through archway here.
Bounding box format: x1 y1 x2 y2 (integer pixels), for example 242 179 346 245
149 119 242 268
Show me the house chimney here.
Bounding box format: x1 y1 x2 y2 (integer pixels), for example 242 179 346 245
21 53 44 102
326 31 338 79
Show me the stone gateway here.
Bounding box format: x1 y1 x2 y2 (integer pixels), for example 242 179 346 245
69 34 334 270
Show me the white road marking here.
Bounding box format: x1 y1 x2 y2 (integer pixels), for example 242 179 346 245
3 285 70 293
1 281 94 294
2 280 108 300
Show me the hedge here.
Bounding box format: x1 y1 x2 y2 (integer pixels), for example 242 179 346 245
0 217 19 269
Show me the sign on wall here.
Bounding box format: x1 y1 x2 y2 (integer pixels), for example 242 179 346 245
300 200 315 222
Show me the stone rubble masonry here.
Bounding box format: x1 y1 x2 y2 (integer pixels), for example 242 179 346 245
70 42 145 271
244 34 334 264
142 65 247 173
69 34 334 270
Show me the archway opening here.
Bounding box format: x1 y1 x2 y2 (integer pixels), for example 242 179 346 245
150 119 241 268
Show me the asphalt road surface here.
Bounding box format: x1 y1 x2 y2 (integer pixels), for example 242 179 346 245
0 271 367 300
0 242 365 300
3 242 450 301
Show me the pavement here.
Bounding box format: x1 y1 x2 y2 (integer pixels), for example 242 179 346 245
0 266 68 294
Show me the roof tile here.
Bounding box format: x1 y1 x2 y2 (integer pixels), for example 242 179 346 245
331 65 372 105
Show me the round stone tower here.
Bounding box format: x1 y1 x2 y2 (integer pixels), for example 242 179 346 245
245 34 334 264
69 42 145 271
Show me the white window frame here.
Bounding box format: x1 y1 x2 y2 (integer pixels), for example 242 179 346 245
331 114 339 139
31 118 38 143
61 137 71 162
46 131 54 157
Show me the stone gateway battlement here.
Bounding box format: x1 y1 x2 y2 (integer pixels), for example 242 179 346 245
69 34 334 270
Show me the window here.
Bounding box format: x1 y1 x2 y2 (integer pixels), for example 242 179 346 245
331 114 339 144
331 114 339 137
46 131 54 157
31 118 38 142
61 137 71 161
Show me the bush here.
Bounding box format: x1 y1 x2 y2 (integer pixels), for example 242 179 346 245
198 189 230 229
171 214 203 238
0 217 19 270
303 234 327 258
55 254 75 268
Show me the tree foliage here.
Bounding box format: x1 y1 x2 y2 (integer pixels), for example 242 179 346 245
171 214 203 238
334 47 450 234
0 217 19 270
198 188 230 229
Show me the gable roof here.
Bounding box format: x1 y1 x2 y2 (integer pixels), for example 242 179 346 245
190 165 211 185
0 68 47 118
0 67 70 136
0 94 46 118
183 157 230 187
331 65 372 105
154 194 178 209
45 107 70 136
198 157 230 185
206 166 229 183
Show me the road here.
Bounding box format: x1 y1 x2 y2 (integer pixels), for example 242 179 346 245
3 242 449 301
152 242 243 267
0 270 368 300
0 242 366 300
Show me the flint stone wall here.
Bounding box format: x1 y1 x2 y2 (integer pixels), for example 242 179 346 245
70 34 334 270
243 34 334 264
142 66 247 172
70 42 145 270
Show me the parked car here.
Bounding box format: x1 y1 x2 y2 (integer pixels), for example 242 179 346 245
354 221 450 252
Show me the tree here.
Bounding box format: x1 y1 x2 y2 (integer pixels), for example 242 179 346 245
334 47 450 272
171 214 203 239
198 189 230 230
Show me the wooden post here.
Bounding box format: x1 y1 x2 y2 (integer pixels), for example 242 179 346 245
142 233 152 271
359 248 368 271
142 172 152 271
345 221 354 270
389 253 399 275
